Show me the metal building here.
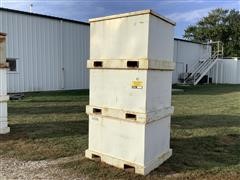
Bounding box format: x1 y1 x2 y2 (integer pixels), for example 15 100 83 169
213 58 240 84
0 8 90 93
173 38 211 84
0 8 213 92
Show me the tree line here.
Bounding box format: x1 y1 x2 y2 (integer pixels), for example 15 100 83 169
184 8 240 57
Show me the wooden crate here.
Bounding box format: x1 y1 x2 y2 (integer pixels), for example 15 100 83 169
89 69 173 113
89 10 175 61
0 69 8 96
0 101 10 134
0 33 6 64
86 114 172 175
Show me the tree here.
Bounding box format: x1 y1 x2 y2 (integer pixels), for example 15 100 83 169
184 8 240 57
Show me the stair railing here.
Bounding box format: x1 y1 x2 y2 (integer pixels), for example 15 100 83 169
192 52 219 85
184 51 218 84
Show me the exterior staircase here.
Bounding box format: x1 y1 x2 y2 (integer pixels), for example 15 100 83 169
184 41 223 85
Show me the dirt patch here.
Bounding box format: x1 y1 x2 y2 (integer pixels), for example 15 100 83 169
219 134 239 145
0 155 86 180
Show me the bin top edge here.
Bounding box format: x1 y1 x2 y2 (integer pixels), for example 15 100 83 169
89 9 176 26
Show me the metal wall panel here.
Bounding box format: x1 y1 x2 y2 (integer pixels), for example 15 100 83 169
213 58 240 84
172 40 211 84
0 9 212 91
63 21 90 90
0 10 89 92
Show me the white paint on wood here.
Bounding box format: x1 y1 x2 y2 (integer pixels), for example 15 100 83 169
0 33 9 134
86 10 174 175
0 69 7 95
89 69 172 113
87 115 172 168
90 10 175 60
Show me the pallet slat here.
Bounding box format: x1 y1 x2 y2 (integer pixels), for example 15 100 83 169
86 105 174 123
87 59 175 70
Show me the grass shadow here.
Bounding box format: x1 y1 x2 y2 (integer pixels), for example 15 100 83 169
0 120 88 141
9 90 89 103
172 115 240 129
59 134 240 179
0 120 89 161
24 89 89 97
156 134 240 173
9 105 86 115
173 84 240 95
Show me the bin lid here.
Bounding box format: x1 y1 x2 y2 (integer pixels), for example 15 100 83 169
89 9 176 26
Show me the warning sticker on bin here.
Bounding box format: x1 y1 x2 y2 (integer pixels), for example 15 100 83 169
132 80 143 89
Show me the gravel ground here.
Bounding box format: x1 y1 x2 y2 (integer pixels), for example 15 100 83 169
0 155 86 180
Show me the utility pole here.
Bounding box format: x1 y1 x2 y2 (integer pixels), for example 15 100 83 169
30 3 33 13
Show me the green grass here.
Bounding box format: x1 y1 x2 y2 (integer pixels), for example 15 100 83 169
0 85 240 179
0 90 89 160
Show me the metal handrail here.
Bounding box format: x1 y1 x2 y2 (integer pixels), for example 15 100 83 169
187 53 211 74
192 53 218 84
184 40 223 85
184 51 218 83
195 53 218 75
184 56 211 82
184 53 211 83
193 57 219 85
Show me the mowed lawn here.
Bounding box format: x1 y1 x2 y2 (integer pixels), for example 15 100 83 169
0 85 240 179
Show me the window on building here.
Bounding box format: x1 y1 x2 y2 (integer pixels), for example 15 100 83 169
6 58 17 72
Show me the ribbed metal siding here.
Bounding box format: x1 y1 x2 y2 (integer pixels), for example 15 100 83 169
0 10 89 92
172 40 211 84
213 59 240 84
63 21 89 90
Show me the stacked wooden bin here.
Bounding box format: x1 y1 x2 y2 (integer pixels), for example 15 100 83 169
0 33 10 134
85 10 175 175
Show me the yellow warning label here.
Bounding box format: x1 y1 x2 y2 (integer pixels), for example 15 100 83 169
132 80 143 89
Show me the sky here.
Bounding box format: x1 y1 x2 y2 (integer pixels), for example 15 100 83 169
0 0 239 38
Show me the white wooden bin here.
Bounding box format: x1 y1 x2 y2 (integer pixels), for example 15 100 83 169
86 10 175 175
0 33 7 64
0 98 9 134
89 69 173 114
89 10 175 61
0 69 8 96
86 115 172 175
0 32 9 134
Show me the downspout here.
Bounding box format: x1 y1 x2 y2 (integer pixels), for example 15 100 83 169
60 20 65 89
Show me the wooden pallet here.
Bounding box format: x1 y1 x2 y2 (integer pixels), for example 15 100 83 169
0 95 9 102
0 126 10 134
87 59 175 70
86 105 174 123
85 149 172 175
